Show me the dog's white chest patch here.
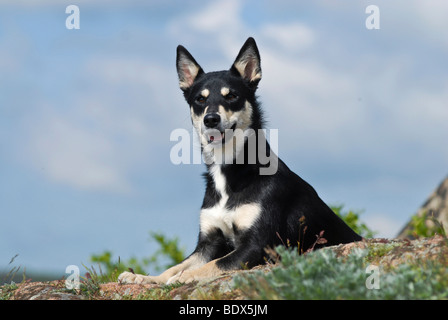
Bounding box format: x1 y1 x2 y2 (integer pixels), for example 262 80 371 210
200 166 261 242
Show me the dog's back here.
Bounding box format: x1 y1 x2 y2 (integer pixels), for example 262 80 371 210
266 158 361 252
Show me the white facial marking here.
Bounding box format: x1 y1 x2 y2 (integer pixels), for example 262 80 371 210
201 88 210 98
220 87 230 96
230 101 253 131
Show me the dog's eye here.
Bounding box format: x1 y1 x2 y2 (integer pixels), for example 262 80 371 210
196 96 206 104
225 93 238 102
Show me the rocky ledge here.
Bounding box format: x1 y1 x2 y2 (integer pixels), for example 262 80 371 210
2 235 447 300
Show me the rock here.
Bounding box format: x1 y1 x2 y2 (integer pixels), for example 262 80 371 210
330 235 448 268
8 280 83 300
397 176 448 239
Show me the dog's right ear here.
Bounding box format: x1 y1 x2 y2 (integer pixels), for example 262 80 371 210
230 37 262 89
176 45 204 92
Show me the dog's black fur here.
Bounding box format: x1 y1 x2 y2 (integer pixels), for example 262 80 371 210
118 37 361 284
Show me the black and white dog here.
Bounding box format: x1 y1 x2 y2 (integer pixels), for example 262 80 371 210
119 37 361 284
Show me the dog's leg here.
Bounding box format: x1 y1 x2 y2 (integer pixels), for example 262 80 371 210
167 246 262 284
167 259 223 284
118 227 235 285
118 253 206 285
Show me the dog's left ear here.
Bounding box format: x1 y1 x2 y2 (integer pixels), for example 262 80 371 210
230 37 262 88
176 45 205 92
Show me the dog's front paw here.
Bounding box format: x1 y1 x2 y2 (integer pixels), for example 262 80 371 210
167 270 201 284
118 271 157 284
166 272 185 285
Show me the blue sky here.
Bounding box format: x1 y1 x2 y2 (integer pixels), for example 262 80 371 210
1 0 447 276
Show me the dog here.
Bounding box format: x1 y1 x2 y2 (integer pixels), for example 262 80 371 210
118 37 362 285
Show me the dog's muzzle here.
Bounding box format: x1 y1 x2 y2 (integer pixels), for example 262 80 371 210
203 113 236 144
203 113 221 129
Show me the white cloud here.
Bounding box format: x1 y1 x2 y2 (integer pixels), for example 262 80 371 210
168 0 356 143
166 0 448 172
82 56 180 116
28 111 132 193
261 22 315 52
401 84 448 130
185 0 242 33
22 55 182 194
415 1 448 32
1 0 166 7
388 1 448 49
168 0 248 62
256 47 366 160
16 0 448 210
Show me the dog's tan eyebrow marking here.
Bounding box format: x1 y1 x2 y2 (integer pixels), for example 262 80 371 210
220 87 230 96
201 89 210 98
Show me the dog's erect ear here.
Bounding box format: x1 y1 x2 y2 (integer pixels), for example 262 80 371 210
230 37 262 87
176 45 204 91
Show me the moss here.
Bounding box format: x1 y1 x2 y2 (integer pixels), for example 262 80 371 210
0 282 18 300
364 242 400 265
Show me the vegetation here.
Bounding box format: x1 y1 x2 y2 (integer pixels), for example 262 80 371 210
3 204 447 300
87 232 185 283
0 282 18 300
331 204 376 238
406 210 446 238
232 210 448 300
234 244 448 300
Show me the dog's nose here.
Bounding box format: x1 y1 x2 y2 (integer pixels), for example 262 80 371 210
203 113 221 128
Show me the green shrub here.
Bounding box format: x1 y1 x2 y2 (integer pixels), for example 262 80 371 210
234 246 448 300
331 204 376 238
146 232 185 272
87 232 185 283
406 211 446 238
